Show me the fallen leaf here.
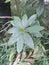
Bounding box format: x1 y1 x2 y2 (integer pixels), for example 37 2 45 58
21 52 26 60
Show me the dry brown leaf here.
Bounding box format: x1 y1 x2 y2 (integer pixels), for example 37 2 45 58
13 58 20 65
9 62 12 65
13 54 20 65
27 51 32 58
31 54 36 58
21 52 26 60
27 62 31 65
16 54 20 60
24 59 34 64
31 45 38 58
33 45 38 54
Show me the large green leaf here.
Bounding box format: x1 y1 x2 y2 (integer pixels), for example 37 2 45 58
17 40 24 53
8 33 20 46
24 33 34 49
7 27 19 34
10 16 22 28
17 41 23 53
17 35 24 53
26 25 44 33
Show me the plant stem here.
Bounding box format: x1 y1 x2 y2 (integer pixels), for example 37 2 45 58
15 0 21 17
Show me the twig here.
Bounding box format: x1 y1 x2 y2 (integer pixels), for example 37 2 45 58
0 16 12 18
0 24 11 33
2 21 10 28
15 0 21 17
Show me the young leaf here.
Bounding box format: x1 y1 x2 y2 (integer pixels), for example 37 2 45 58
22 14 29 28
28 14 37 25
22 14 28 21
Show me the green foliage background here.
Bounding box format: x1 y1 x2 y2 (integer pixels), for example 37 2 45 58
0 0 49 65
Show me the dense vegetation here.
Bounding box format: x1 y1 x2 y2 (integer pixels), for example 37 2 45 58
0 0 49 65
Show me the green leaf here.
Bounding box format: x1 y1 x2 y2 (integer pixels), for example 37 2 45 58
22 14 28 28
17 40 23 53
8 33 20 46
24 33 34 49
26 0 35 5
5 0 10 3
9 51 15 62
7 27 18 34
10 16 22 28
22 14 28 21
20 62 28 65
28 14 37 25
26 25 44 33
33 32 42 37
36 3 44 16
17 35 24 53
